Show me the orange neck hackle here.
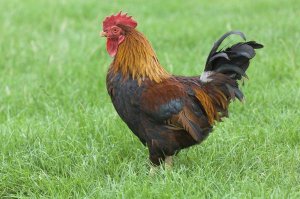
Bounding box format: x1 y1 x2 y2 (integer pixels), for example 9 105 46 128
111 28 170 85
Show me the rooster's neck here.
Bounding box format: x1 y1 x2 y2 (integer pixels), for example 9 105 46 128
111 29 170 85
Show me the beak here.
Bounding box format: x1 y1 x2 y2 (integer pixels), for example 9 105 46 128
100 31 107 37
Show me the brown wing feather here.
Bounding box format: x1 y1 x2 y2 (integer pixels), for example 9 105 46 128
177 107 205 141
141 78 211 142
140 78 186 112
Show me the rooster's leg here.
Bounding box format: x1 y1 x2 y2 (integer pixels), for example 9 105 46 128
149 156 172 175
165 156 173 169
149 165 158 175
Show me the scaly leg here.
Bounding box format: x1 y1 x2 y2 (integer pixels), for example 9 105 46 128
165 156 173 169
149 165 158 176
149 156 173 175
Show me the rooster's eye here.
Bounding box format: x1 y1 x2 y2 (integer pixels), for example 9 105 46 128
112 28 118 33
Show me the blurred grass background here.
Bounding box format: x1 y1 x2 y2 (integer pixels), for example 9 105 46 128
0 0 299 198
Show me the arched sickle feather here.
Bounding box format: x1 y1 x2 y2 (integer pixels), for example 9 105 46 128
205 31 247 71
208 52 230 63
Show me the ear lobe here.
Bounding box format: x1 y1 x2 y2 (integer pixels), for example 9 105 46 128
118 35 125 45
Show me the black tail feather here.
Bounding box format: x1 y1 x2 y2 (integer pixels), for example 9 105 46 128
205 31 246 70
205 31 263 80
202 31 263 102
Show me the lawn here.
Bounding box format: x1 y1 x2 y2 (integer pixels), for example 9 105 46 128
0 0 299 198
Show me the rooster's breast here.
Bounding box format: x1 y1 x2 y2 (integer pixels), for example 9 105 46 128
106 72 147 144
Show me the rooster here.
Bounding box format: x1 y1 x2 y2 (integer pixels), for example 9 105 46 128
101 12 263 167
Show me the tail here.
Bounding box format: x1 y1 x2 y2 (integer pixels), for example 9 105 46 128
201 31 263 102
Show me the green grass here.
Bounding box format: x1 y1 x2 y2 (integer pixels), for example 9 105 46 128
1 0 300 198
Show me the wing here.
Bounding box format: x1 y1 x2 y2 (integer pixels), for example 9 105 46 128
140 78 211 142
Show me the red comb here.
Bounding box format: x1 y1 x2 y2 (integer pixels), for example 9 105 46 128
103 12 137 30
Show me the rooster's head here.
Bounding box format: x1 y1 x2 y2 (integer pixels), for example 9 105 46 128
101 12 137 57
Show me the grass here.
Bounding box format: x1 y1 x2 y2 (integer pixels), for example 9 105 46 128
0 0 300 198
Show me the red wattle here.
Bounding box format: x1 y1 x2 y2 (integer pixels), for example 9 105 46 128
107 39 118 57
106 35 125 57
